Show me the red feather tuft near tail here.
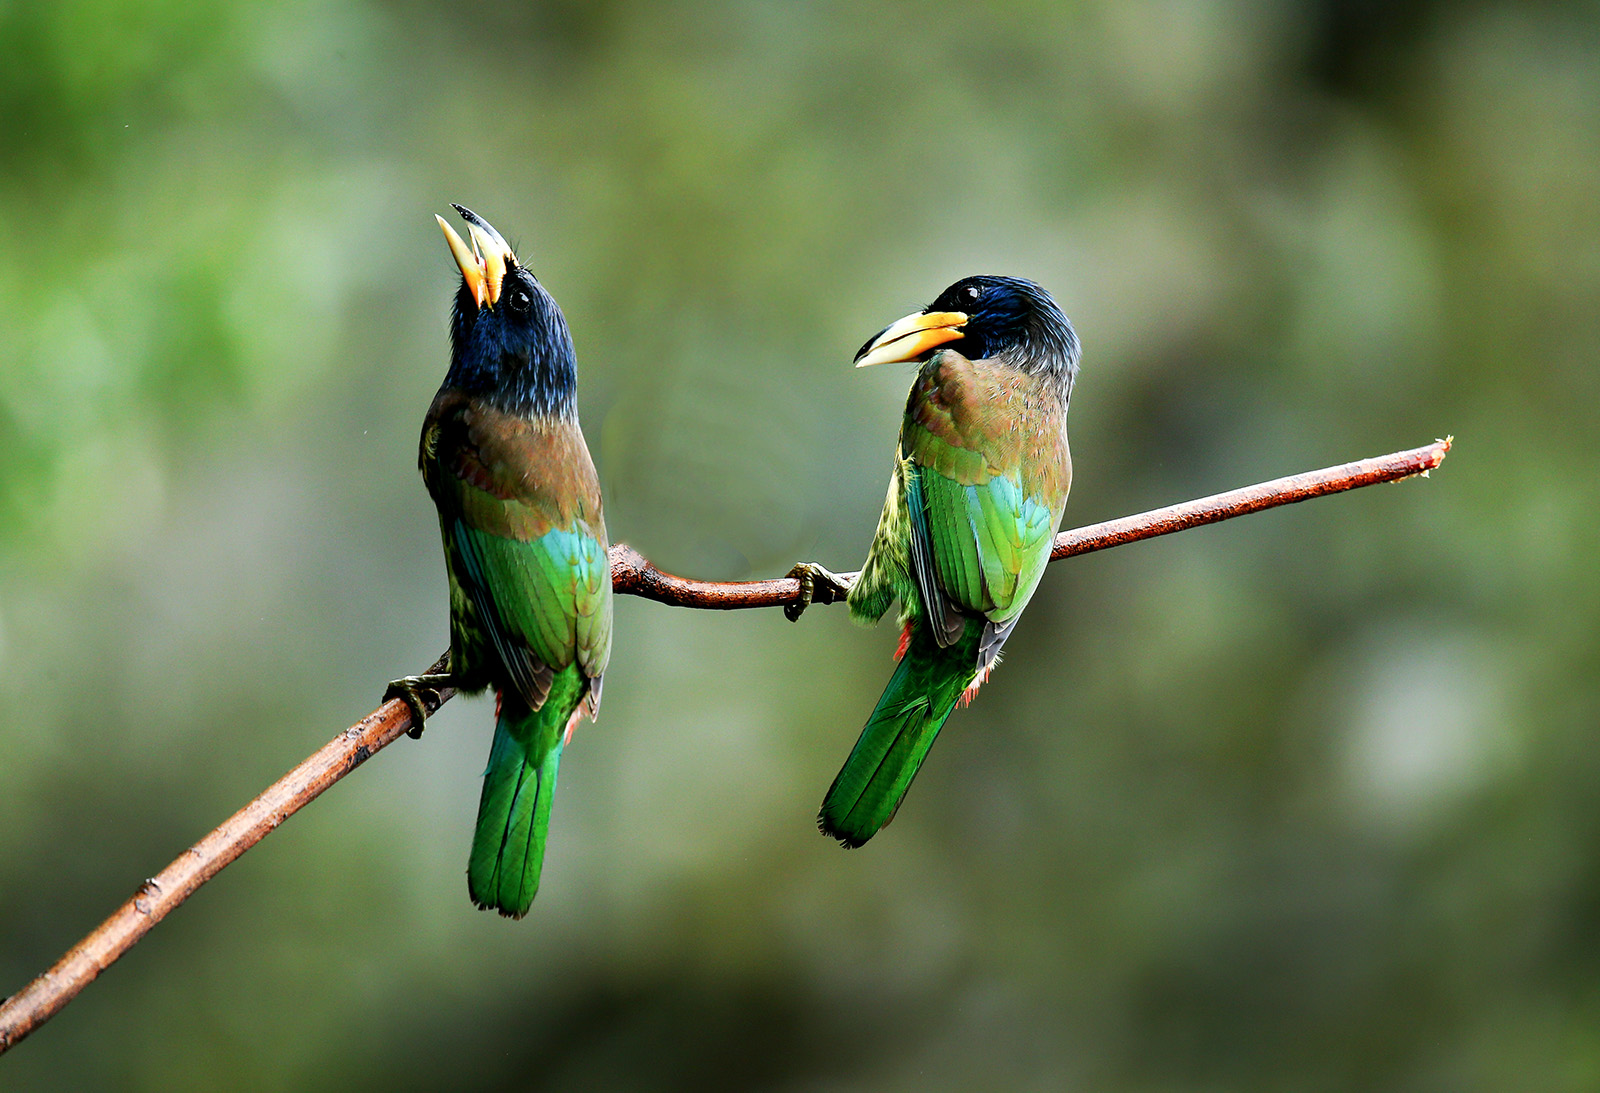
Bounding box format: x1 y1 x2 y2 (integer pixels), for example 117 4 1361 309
894 621 914 662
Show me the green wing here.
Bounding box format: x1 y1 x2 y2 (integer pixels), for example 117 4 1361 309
901 353 1070 633
449 518 611 708
914 468 1058 622
425 394 612 711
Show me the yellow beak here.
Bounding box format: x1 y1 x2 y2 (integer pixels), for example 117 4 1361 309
853 310 968 367
436 205 518 309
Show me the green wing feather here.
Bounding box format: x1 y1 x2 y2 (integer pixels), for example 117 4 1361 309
900 355 1068 629
424 394 612 707
451 521 610 680
847 352 1070 634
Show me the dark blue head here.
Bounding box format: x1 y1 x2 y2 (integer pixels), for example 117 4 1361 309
855 275 1081 401
438 205 577 420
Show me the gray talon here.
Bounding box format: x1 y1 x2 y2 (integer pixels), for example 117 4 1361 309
384 672 453 738
784 562 848 622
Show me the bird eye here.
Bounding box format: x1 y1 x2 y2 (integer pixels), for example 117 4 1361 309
966 286 980 300
509 288 531 313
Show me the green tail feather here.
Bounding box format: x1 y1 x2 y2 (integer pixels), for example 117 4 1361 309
819 622 981 848
467 669 582 918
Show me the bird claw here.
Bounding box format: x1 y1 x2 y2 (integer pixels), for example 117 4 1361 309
784 562 849 622
383 673 453 739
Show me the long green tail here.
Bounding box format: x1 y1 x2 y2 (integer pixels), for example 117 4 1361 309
819 622 981 847
468 669 582 918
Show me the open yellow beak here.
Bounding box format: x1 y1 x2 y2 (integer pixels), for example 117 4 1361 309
853 310 968 367
436 204 518 309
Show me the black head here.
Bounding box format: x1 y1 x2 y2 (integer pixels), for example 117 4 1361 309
928 276 1076 363
438 205 577 419
855 275 1081 401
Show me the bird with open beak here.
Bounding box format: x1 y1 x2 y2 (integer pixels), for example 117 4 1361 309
791 276 1081 847
386 205 611 917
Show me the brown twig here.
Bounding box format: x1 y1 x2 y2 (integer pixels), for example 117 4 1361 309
0 437 1450 1054
610 437 1453 608
0 654 457 1055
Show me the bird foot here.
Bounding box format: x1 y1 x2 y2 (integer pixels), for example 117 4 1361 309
783 562 850 622
383 672 455 739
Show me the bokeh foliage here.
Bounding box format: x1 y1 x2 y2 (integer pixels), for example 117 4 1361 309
3 0 1600 1089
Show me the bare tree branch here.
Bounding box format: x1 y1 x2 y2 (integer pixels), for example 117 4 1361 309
610 437 1453 608
0 654 457 1054
0 437 1450 1054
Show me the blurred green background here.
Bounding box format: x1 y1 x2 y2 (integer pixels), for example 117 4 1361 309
3 0 1598 1088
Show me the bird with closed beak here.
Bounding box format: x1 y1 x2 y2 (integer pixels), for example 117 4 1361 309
793 276 1081 847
